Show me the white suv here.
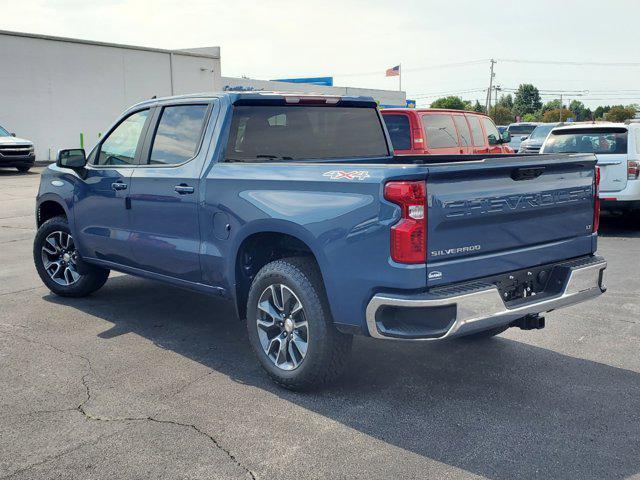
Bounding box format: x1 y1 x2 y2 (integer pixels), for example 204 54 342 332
541 121 640 215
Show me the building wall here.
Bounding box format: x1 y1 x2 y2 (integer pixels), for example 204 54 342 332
221 76 406 108
0 31 221 159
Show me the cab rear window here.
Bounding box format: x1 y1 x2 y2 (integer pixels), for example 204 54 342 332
225 105 389 161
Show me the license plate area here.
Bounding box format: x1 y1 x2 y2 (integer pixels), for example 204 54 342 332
492 264 554 303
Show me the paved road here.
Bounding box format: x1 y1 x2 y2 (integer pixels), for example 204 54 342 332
1 168 639 480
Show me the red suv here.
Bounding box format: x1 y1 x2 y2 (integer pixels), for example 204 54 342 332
381 108 514 155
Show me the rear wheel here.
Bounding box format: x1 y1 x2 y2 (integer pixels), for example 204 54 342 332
33 216 109 297
16 166 31 173
246 257 352 390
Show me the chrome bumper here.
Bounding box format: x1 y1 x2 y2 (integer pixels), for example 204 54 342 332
366 258 607 341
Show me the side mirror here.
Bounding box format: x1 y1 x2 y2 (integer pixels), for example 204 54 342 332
11 133 16 137
502 131 512 143
520 135 529 141
56 148 87 168
488 134 498 146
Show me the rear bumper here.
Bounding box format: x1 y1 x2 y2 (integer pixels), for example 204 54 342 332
601 199 640 211
366 256 606 340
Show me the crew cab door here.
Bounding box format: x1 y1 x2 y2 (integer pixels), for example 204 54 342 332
127 102 214 283
73 108 151 265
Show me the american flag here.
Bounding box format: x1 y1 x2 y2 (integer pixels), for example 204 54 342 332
385 65 400 77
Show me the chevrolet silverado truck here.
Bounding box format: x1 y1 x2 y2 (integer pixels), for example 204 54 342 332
0 124 35 173
33 92 607 390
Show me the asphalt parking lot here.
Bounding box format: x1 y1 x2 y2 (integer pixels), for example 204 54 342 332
1 168 639 480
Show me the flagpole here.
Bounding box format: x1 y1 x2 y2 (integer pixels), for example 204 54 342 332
399 63 402 92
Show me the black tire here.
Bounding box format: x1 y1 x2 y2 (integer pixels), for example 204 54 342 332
16 166 31 173
459 324 510 340
246 257 353 391
33 216 109 297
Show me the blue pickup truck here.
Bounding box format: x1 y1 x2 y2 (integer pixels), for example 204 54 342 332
33 92 607 389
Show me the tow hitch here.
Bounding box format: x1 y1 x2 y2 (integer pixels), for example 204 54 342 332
515 314 546 330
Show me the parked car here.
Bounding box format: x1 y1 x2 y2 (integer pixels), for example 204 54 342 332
0 124 35 173
519 123 562 154
506 122 540 152
541 121 640 216
381 108 514 155
34 92 606 390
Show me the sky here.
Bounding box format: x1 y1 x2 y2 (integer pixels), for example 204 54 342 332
2 0 640 108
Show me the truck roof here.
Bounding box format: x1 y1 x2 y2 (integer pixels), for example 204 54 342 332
131 91 378 110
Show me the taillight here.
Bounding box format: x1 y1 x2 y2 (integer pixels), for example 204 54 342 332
384 181 426 264
412 128 425 150
593 166 601 234
628 160 639 180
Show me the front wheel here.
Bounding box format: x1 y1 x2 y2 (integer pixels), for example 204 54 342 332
33 216 110 297
16 166 31 173
246 257 352 391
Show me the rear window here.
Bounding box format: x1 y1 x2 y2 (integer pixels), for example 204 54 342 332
225 105 389 161
529 124 556 141
422 114 459 148
544 128 628 154
508 124 537 135
382 114 411 150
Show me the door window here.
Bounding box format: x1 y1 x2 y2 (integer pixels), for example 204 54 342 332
453 116 472 147
482 117 501 143
383 114 411 150
148 105 209 165
422 114 459 148
468 116 485 146
96 110 149 165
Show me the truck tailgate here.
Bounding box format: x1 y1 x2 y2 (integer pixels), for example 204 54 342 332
425 154 597 286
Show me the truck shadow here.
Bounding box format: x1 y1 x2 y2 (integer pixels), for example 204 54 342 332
44 276 640 480
598 213 640 237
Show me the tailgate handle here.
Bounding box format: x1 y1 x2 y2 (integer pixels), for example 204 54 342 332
511 167 545 181
598 160 622 166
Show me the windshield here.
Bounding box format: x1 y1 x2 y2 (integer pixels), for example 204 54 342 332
508 124 537 135
529 124 556 141
0 125 10 137
544 128 628 154
226 105 389 161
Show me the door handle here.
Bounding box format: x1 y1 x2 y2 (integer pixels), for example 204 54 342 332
174 184 195 194
111 182 128 191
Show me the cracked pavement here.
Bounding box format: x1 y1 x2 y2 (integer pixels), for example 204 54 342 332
1 168 639 479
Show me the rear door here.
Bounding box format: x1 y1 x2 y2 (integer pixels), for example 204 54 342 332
467 115 489 154
421 113 461 154
127 101 214 283
452 114 473 154
543 127 628 193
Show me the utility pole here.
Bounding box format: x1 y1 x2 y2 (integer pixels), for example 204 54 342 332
559 93 563 122
485 59 496 113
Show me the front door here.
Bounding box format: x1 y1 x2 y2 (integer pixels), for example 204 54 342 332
128 102 212 283
73 109 151 265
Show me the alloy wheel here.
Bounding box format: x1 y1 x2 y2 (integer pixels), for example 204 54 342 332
256 284 309 371
41 231 81 286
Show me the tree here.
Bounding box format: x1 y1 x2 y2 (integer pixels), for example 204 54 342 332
542 108 574 122
594 106 611 120
522 113 539 122
541 99 562 113
489 106 515 125
496 94 514 110
513 84 542 117
473 100 486 114
605 105 637 122
569 100 590 121
430 96 470 110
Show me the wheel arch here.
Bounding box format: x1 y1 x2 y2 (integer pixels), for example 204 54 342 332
36 195 70 227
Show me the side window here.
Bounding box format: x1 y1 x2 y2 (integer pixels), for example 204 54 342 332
96 110 149 165
468 116 485 146
422 114 459 148
148 105 209 165
482 117 501 142
383 114 411 150
453 116 472 147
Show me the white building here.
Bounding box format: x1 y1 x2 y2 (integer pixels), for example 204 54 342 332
0 30 405 160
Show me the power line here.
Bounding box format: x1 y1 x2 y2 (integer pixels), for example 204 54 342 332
498 59 640 67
